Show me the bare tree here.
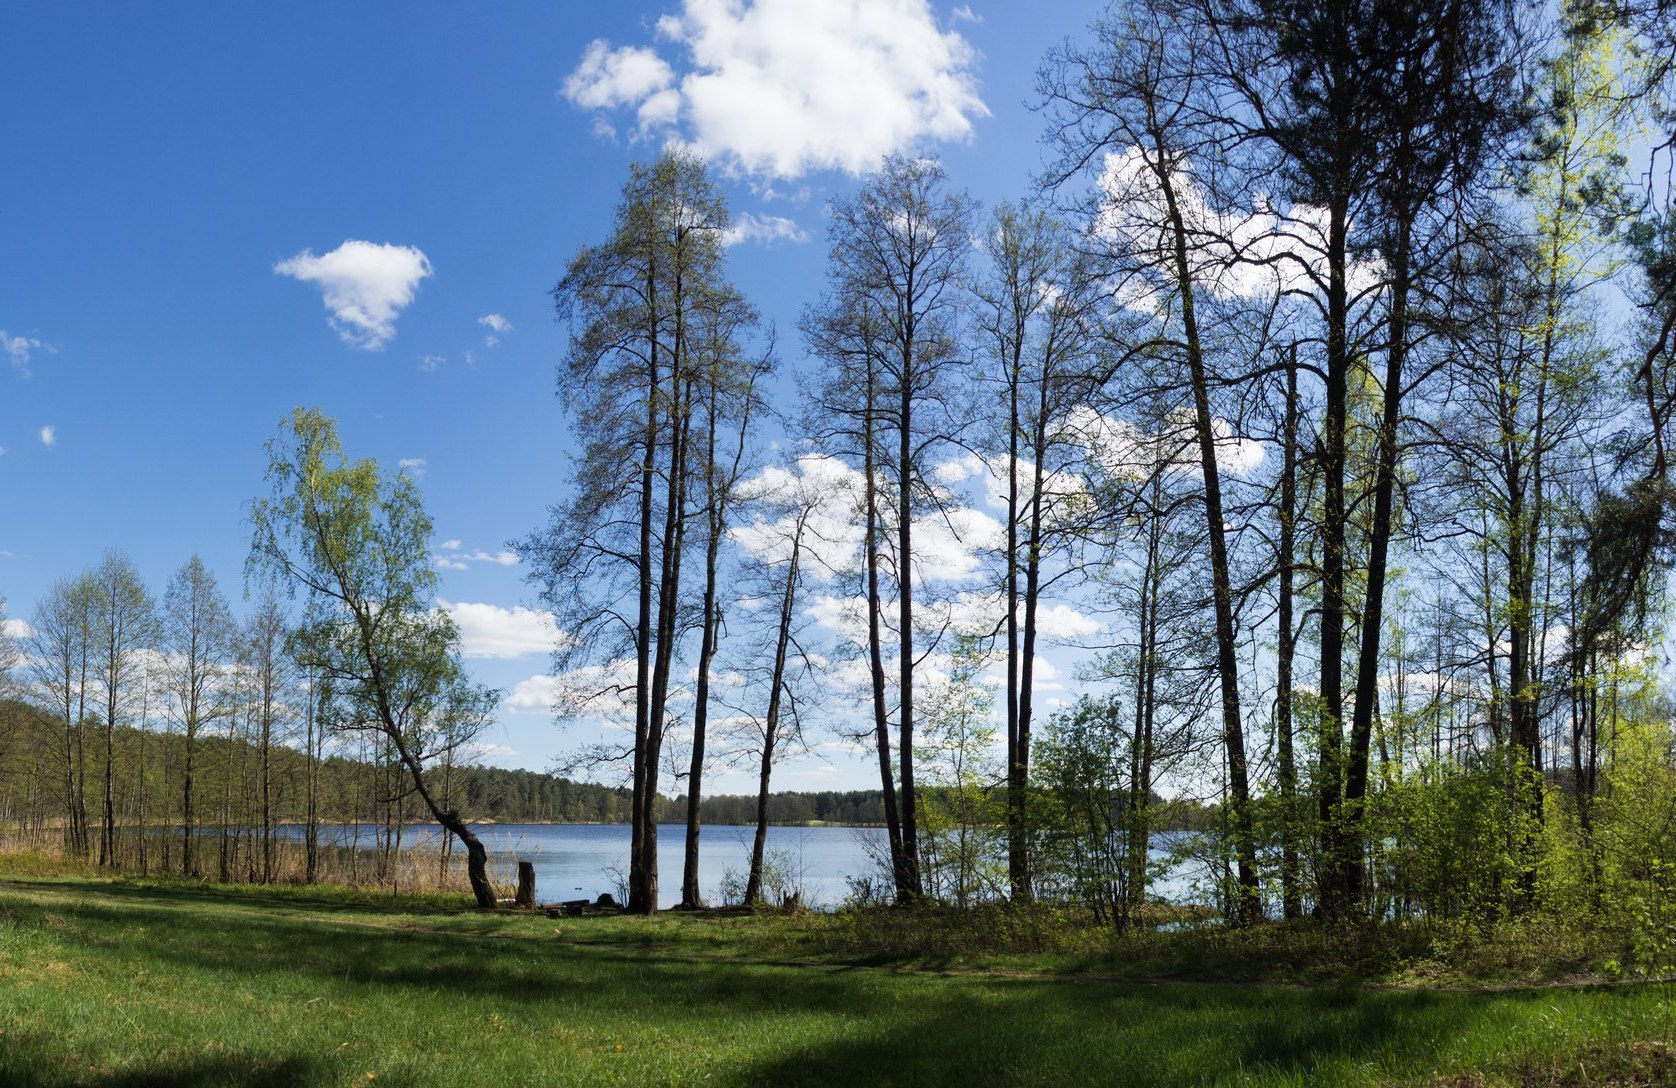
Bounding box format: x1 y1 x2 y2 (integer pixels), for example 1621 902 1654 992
89 553 153 868
163 555 234 877
972 200 1104 901
803 155 976 899
520 150 751 914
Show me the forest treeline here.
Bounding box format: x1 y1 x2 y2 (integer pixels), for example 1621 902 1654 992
0 697 1194 840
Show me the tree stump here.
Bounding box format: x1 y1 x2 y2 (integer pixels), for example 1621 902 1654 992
515 861 536 908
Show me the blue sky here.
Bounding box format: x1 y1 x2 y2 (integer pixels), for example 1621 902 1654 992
0 0 1108 792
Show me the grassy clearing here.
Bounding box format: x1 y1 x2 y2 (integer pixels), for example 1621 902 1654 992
0 870 1672 1087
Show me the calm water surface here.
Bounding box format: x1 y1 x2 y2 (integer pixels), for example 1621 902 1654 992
290 822 1211 909
295 822 885 909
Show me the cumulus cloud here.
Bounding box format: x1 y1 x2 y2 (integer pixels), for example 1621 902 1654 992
732 454 867 577
506 658 648 719
442 600 567 659
723 212 809 247
274 240 433 350
732 452 1005 586
505 674 564 715
2 617 33 640
38 425 55 448
2 330 55 377
398 457 427 476
419 354 446 373
1095 148 1381 304
564 40 676 111
562 0 988 178
1064 405 1263 480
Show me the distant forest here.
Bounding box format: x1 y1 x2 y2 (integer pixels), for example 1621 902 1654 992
456 764 892 827
0 698 899 833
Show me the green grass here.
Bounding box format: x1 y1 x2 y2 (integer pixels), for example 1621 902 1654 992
0 870 1672 1087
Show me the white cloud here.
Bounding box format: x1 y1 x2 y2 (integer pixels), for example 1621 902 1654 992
1064 404 1263 480
732 454 867 578
723 212 809 247
38 425 55 448
913 506 1003 582
564 40 677 111
442 600 567 660
419 354 446 373
433 545 521 571
399 457 427 477
1095 148 1381 304
274 240 433 350
506 658 648 719
0 446 7 457
951 4 981 22
2 617 33 640
563 0 987 178
2 330 55 377
460 741 519 765
478 313 512 347
939 591 1102 642
505 673 564 715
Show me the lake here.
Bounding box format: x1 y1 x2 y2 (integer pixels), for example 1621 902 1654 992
289 822 1210 910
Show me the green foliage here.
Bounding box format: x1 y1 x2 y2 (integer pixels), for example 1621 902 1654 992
1369 757 1540 924
915 640 1006 907
1032 694 1138 926
249 408 493 779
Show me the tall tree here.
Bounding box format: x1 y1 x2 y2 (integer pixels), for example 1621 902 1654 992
28 575 97 858
244 587 295 883
1042 6 1262 920
90 552 152 868
972 200 1102 901
250 407 500 909
739 487 819 907
803 155 975 899
520 150 751 915
163 556 233 877
679 298 770 909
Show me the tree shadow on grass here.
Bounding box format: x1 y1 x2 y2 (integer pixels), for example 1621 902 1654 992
0 1042 325 1088
3 879 1642 1088
713 978 1554 1087
0 876 465 918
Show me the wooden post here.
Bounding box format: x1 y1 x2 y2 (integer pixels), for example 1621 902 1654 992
515 861 536 908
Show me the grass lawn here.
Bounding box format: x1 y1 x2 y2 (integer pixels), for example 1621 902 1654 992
0 870 1672 1087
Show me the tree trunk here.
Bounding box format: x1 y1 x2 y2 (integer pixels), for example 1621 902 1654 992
1155 143 1259 924
1277 357 1303 920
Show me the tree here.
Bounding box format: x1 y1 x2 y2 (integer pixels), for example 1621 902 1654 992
918 638 1005 908
250 407 500 909
728 463 828 906
29 573 97 858
89 552 153 868
520 150 751 915
162 555 234 877
679 292 771 910
972 200 1103 901
803 154 976 899
244 587 295 883
0 593 19 775
1041 5 1262 920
